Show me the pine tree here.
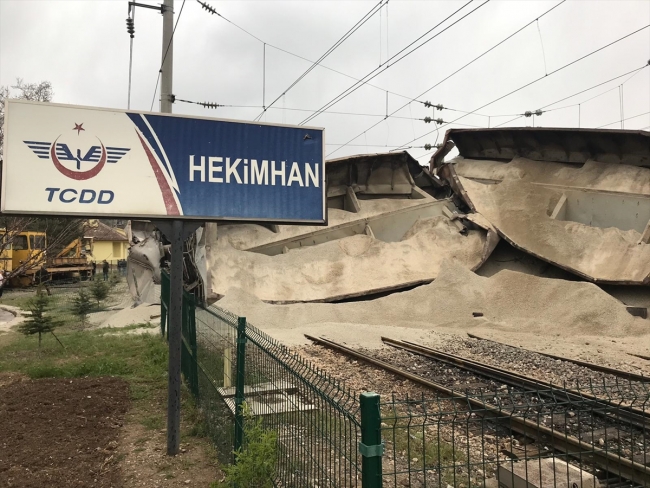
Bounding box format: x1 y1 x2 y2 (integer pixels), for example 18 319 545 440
18 287 57 355
89 279 110 307
71 289 93 327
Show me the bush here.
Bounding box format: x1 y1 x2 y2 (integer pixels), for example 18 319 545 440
71 289 93 326
18 286 59 354
89 279 110 307
218 403 277 488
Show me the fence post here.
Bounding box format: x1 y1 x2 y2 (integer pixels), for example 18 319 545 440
234 316 247 458
188 295 199 398
360 392 383 488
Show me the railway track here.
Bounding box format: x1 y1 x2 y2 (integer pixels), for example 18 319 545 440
304 334 650 487
466 333 650 383
382 337 650 431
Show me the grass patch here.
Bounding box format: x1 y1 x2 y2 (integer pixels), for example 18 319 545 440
0 293 35 310
141 414 165 431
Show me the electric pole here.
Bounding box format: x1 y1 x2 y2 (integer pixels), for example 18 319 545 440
125 0 182 457
160 0 174 114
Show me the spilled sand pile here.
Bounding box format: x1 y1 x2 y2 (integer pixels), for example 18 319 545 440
208 217 487 303
214 260 646 344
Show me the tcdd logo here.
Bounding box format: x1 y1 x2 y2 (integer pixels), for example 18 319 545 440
24 122 130 205
24 122 130 180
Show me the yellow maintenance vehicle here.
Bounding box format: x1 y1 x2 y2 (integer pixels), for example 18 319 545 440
0 231 92 287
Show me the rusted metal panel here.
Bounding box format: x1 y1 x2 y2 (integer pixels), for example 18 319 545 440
430 127 650 171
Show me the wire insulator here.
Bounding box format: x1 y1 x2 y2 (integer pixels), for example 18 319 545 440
434 118 444 125
423 116 432 123
424 101 433 108
434 104 444 111
201 102 221 109
524 110 532 117
534 109 543 116
198 0 218 15
126 17 135 38
424 143 432 151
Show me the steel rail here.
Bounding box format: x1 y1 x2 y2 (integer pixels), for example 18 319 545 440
304 334 650 486
382 337 650 432
467 333 650 383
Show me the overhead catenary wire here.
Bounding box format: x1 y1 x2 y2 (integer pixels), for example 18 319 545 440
196 0 421 106
150 0 187 112
175 96 459 121
536 18 548 76
299 0 490 126
326 0 567 157
175 98 262 109
541 67 647 114
476 64 650 128
595 111 650 129
255 0 388 121
393 24 650 150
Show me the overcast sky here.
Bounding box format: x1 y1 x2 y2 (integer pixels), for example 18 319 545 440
1 0 649 165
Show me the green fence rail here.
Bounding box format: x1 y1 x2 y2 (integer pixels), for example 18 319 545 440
161 272 650 488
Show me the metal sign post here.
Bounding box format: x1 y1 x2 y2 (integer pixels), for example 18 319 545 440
153 220 199 456
168 220 182 456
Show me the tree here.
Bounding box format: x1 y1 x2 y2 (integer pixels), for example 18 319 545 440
18 286 59 356
0 79 86 283
0 79 53 161
71 289 93 327
89 279 110 307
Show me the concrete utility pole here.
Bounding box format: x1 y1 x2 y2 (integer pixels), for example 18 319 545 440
159 0 183 458
160 0 174 114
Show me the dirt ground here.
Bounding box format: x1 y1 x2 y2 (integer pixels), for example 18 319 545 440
0 373 221 488
0 375 129 488
118 407 222 487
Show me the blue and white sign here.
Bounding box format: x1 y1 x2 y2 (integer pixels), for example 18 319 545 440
2 100 326 223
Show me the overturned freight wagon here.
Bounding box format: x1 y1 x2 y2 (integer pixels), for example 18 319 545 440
430 127 650 285
202 151 498 303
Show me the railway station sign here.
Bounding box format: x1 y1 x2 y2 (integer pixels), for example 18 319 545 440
2 100 326 223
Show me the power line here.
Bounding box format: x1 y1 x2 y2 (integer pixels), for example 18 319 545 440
326 0 567 157
299 0 490 126
595 111 650 129
394 24 650 150
255 0 388 121
538 64 648 112
175 98 261 109
196 0 424 106
493 115 525 128
150 0 187 112
491 64 649 127
175 97 430 119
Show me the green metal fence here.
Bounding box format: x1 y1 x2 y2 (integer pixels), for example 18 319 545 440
194 304 364 486
161 274 650 487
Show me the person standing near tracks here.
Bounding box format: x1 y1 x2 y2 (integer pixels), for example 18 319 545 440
102 260 109 281
91 261 96 280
